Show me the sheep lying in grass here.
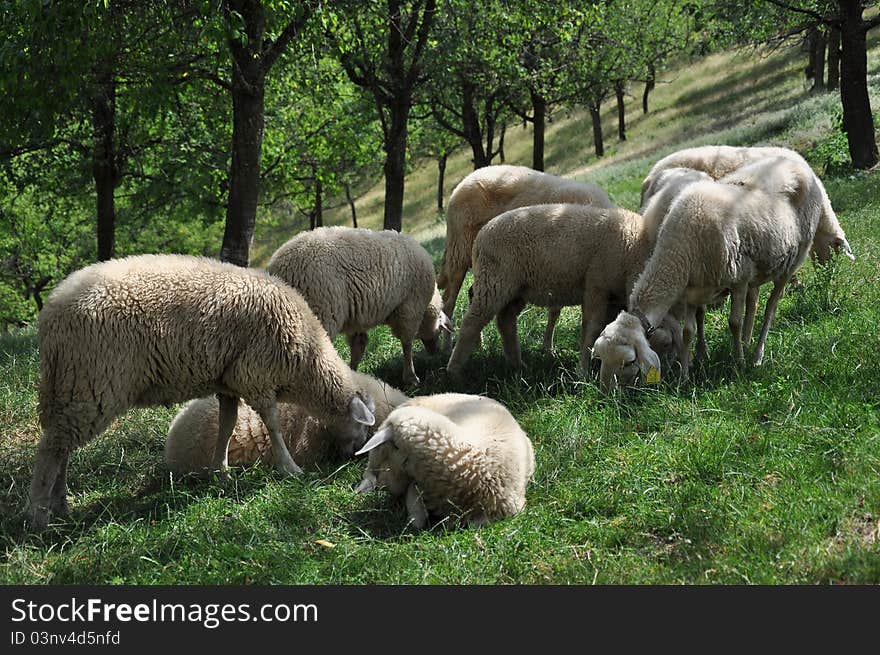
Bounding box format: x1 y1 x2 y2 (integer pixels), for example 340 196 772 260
28 254 376 529
641 145 854 264
437 165 614 354
267 227 451 387
594 156 827 391
355 393 535 529
165 372 408 473
445 203 680 380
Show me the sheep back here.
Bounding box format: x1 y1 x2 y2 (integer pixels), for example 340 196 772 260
266 227 437 339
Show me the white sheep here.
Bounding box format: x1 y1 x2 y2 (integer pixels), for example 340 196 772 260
355 393 535 529
164 371 407 473
437 164 614 354
266 226 451 387
28 254 376 529
445 203 680 380
594 156 827 391
640 145 854 264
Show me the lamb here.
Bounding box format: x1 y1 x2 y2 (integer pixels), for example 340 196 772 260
28 254 376 529
445 203 680 380
594 156 826 391
355 393 535 529
266 226 451 387
437 164 614 354
164 371 408 473
640 145 854 264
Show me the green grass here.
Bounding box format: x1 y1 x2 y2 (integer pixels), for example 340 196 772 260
2 39 880 584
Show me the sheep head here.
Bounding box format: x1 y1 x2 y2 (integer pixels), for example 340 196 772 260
418 287 454 353
592 311 662 393
326 391 376 456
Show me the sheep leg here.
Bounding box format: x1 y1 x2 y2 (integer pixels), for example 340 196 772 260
255 403 303 476
497 298 526 369
211 394 238 479
753 281 787 366
542 307 561 355
28 435 66 530
346 332 369 370
579 289 609 376
695 305 708 361
728 285 748 367
400 339 420 387
405 483 429 530
440 267 468 354
742 286 760 347
48 452 71 517
681 306 697 380
446 301 496 380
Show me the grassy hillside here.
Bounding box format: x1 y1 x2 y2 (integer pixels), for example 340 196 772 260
2 39 879 584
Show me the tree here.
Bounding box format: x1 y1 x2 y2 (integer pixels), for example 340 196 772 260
329 0 438 231
211 0 316 266
426 0 517 170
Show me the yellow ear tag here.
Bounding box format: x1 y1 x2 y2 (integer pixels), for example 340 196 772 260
645 367 661 384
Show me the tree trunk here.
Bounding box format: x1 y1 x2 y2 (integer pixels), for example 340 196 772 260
643 61 655 114
437 151 447 213
314 177 323 228
91 74 118 262
383 97 409 231
827 26 841 91
220 1 267 267
615 81 626 141
345 182 358 228
808 26 827 92
498 122 506 163
589 102 604 158
531 90 546 171
462 81 489 169
839 0 879 169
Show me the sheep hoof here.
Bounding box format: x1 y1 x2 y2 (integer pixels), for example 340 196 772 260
276 457 304 477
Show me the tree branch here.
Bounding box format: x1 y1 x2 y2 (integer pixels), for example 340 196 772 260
262 6 315 72
759 0 839 27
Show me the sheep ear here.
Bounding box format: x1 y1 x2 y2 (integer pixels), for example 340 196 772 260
354 426 394 456
439 311 454 334
350 396 375 426
633 331 662 380
356 470 377 493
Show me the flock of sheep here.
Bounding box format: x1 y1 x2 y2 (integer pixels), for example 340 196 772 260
25 144 854 534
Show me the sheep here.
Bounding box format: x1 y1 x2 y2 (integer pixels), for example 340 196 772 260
28 254 376 529
640 145 854 264
445 203 681 380
355 393 535 529
437 165 614 354
594 156 826 391
266 226 452 387
164 371 408 473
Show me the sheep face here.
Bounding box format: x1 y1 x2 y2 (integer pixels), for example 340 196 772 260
593 312 662 393
357 444 410 497
418 289 453 353
326 391 376 456
811 231 855 265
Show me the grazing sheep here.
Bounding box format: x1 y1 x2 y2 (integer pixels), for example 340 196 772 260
266 227 451 387
355 393 535 529
28 254 376 529
164 372 407 473
437 165 614 354
445 203 680 380
640 145 854 264
594 156 825 391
